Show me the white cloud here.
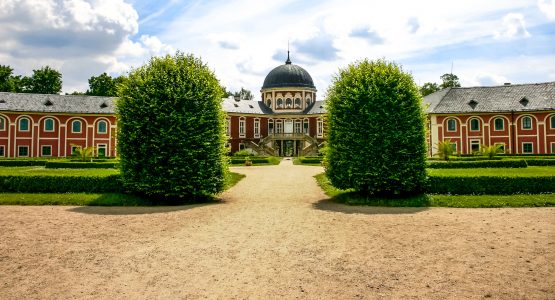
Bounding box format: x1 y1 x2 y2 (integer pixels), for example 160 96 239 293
471 73 510 86
494 13 531 39
538 0 555 20
139 35 174 57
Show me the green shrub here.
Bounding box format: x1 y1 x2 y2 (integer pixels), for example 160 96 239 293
117 53 227 201
427 175 555 195
525 159 555 166
300 158 323 164
0 175 122 193
230 157 270 164
45 161 118 169
326 59 427 196
233 149 252 157
0 160 47 167
428 159 527 169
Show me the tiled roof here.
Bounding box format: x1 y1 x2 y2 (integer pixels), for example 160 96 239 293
0 92 115 114
222 97 326 115
424 82 555 114
303 100 326 114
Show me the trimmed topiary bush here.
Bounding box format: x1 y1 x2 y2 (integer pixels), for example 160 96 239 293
427 159 527 169
326 59 427 196
427 175 555 195
117 52 228 200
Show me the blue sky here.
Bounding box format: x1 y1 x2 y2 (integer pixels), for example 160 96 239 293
1 0 554 98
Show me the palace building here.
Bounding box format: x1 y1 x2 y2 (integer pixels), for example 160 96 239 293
1 54 554 158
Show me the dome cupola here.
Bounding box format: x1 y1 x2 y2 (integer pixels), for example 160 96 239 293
262 52 315 89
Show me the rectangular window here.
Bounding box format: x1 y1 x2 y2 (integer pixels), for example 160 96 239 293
470 140 480 153
494 118 504 131
239 143 245 150
254 119 260 138
97 144 107 157
71 145 80 156
97 121 107 134
0 145 4 157
495 143 505 153
303 120 309 134
226 119 231 137
551 116 555 129
0 117 5 131
451 142 457 154
44 118 54 132
276 121 283 134
470 119 480 131
19 118 29 131
522 117 532 130
72 120 81 133
239 119 245 138
551 143 555 154
522 142 533 154
294 121 301 133
18 146 29 157
41 145 52 156
317 119 323 138
268 120 274 134
447 119 456 132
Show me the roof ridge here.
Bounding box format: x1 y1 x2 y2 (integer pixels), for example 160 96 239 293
450 81 555 90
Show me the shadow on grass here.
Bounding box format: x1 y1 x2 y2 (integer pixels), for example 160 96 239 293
69 193 224 215
312 192 431 215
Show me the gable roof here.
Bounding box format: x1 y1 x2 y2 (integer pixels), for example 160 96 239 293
0 92 115 114
424 82 555 114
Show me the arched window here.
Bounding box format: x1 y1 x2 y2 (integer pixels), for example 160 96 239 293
0 116 6 131
551 115 555 129
494 118 504 131
266 99 272 107
19 118 30 131
294 98 301 108
306 97 311 106
72 120 82 133
97 120 107 134
286 98 292 108
522 116 532 130
44 118 54 132
446 119 457 132
469 118 480 131
277 98 283 108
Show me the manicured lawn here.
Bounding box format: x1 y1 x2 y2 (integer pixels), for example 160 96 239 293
0 166 118 177
315 173 555 208
427 166 555 177
0 172 246 206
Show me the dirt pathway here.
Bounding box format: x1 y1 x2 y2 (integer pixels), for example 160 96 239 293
0 159 554 299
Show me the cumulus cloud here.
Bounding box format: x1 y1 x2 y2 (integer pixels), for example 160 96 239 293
0 0 173 92
538 0 555 20
407 17 420 34
292 32 340 61
350 27 384 44
494 13 531 39
218 40 239 50
471 72 510 86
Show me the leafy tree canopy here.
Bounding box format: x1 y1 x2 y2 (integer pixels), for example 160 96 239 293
28 66 62 94
440 73 461 89
86 72 126 96
420 82 440 96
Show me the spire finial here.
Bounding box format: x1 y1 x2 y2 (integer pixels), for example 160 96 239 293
285 41 291 64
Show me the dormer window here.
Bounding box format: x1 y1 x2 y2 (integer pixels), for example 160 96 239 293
306 98 311 106
277 98 283 108
468 99 478 109
43 99 53 106
266 99 272 107
286 98 292 108
294 98 301 108
100 102 108 109
519 97 529 106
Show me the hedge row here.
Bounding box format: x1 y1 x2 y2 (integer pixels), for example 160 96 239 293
300 158 323 164
526 159 555 166
0 175 122 193
0 160 47 167
427 175 555 195
428 160 527 169
428 155 555 161
45 161 118 169
230 158 271 164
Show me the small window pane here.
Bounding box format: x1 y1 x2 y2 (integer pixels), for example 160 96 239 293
18 146 28 157
42 146 52 156
522 117 532 129
551 116 555 129
19 118 29 131
494 118 504 130
0 117 5 131
0 146 4 156
523 143 533 154
470 119 479 131
72 120 81 133
97 121 107 133
44 118 54 131
447 119 456 131
97 146 106 157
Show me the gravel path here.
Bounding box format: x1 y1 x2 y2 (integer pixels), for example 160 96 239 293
0 158 554 299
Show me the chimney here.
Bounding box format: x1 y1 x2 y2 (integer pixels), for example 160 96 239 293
504 83 511 86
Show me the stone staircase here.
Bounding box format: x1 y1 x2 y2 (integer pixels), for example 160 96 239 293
246 133 321 156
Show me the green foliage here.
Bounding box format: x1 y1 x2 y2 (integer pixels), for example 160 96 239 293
428 159 527 169
526 159 555 166
427 166 555 177
233 87 254 100
117 52 228 200
233 149 252 156
45 161 118 169
0 175 123 193
325 59 427 196
427 175 555 195
435 140 454 161
481 144 503 159
420 82 440 96
439 73 461 89
27 66 63 94
0 65 14 92
71 144 96 162
0 166 118 177
86 72 126 96
0 160 47 166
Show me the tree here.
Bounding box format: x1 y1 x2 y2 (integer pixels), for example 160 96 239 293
117 52 228 201
233 87 254 100
325 59 427 197
71 144 95 161
436 140 454 161
87 72 119 96
440 73 461 89
27 66 62 94
480 144 503 159
420 82 440 96
0 65 14 92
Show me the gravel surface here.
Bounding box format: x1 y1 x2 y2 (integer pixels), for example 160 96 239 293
1 158 554 299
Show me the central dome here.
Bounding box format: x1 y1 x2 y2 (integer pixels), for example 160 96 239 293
262 54 315 89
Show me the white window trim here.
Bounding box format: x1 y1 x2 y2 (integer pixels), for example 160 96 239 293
0 145 5 157
18 145 29 157
41 145 52 157
446 119 457 132
522 142 533 154
551 142 555 154
72 120 82 133
254 118 260 138
268 119 274 134
19 118 30 132
43 118 55 132
97 144 107 157
551 116 555 130
97 121 108 134
0 117 6 131
239 118 246 138
493 118 505 131
469 119 480 131
494 143 506 153
317 118 324 138
521 116 532 130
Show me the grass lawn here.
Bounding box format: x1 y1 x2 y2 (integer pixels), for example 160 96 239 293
427 166 555 177
0 172 246 206
0 166 118 177
315 173 555 208
229 156 282 166
292 158 322 166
